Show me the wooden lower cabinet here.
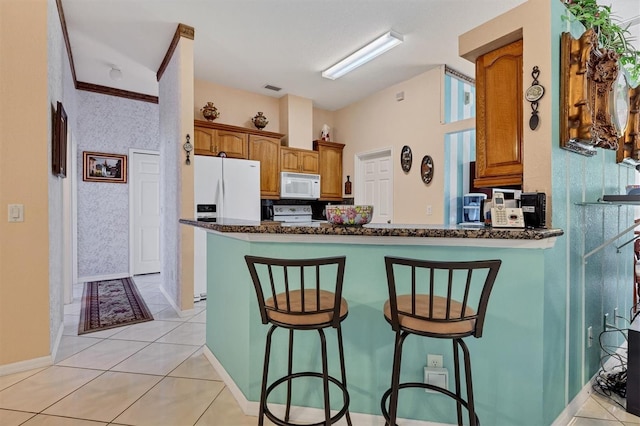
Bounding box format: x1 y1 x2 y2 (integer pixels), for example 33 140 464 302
249 135 280 198
280 147 319 174
314 140 344 201
474 39 523 188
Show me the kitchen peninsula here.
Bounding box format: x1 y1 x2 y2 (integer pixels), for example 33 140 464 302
180 219 564 425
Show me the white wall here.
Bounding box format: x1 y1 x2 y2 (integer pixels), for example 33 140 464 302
75 92 159 279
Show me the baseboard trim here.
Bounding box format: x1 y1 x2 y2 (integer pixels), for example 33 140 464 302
202 346 448 426
0 355 52 377
551 343 628 426
50 320 65 365
159 285 195 318
77 272 129 283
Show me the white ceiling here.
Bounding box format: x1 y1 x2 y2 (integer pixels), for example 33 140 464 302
61 0 640 111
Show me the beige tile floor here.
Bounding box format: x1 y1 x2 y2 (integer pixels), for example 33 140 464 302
0 273 638 426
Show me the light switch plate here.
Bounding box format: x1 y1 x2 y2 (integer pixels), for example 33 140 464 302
8 204 24 222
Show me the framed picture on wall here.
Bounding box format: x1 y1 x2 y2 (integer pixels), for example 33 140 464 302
52 101 68 178
82 151 127 183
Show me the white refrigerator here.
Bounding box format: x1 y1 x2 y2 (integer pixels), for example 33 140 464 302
193 156 261 300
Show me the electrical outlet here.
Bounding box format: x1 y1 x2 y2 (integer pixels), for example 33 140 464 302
427 354 443 368
587 326 593 348
426 205 433 216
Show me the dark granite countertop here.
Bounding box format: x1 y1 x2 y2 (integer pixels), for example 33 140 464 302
180 218 564 240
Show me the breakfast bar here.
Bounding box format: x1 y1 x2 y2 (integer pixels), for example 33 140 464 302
180 219 563 425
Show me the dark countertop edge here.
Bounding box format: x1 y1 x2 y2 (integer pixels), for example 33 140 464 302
179 219 564 240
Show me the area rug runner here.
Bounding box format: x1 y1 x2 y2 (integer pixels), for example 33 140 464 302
78 277 153 335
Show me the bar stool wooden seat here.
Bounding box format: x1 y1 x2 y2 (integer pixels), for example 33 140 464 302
245 255 352 426
380 256 502 426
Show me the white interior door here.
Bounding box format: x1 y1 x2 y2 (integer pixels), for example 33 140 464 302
130 150 161 275
356 148 393 224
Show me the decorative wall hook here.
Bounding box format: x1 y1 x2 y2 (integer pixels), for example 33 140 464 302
183 134 193 165
525 66 545 130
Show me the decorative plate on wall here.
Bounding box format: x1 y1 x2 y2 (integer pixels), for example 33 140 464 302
400 145 412 173
421 155 434 184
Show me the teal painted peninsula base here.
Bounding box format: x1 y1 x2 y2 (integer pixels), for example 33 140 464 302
202 230 558 425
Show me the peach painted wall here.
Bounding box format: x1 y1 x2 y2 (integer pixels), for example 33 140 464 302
459 0 553 200
179 38 195 311
334 66 471 224
312 108 335 142
194 79 281 133
279 94 313 149
0 0 51 365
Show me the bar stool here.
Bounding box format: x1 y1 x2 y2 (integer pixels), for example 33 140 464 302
245 255 352 426
380 256 502 426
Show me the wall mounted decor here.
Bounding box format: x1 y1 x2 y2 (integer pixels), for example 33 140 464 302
617 84 640 163
200 102 220 121
83 151 127 183
400 145 412 173
525 66 545 130
52 101 68 178
420 155 434 184
560 29 621 155
183 134 193 165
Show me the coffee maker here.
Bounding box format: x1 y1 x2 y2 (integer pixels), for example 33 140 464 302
461 193 487 224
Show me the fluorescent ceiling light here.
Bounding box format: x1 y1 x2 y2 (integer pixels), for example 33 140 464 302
322 31 404 80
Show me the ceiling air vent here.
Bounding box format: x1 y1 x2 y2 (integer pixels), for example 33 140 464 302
264 84 282 92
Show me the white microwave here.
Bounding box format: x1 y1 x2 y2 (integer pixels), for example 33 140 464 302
280 172 320 199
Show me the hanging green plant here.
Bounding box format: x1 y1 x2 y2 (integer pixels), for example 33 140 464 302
562 0 640 85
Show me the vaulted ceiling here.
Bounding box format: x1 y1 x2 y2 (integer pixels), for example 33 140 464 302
61 0 639 111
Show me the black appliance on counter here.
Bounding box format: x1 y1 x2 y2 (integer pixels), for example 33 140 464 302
520 192 546 228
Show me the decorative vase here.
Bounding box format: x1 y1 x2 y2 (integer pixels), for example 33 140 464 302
201 102 220 121
252 112 268 129
344 176 352 195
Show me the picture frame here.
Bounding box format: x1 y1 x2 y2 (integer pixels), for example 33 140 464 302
83 151 127 183
52 101 68 178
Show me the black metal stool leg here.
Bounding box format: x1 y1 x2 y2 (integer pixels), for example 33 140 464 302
336 325 352 426
318 329 331 424
388 331 407 426
259 325 277 426
285 329 294 422
459 339 477 426
453 339 463 426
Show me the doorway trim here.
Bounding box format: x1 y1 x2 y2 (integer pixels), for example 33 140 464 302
129 148 160 276
63 131 78 305
354 147 393 221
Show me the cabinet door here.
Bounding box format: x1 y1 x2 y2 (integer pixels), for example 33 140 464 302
249 135 280 198
280 148 300 172
194 128 215 156
300 151 319 174
314 140 344 201
475 39 523 188
216 130 248 159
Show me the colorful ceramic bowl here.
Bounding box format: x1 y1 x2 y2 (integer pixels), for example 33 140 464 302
325 205 373 226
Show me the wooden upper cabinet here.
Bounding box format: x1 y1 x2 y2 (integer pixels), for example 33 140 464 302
475 39 523 188
314 140 344 201
280 147 319 174
216 130 247 159
194 120 285 197
194 125 247 158
194 127 215 155
249 135 281 198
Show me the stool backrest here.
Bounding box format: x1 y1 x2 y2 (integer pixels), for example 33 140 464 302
245 255 346 328
384 256 501 338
